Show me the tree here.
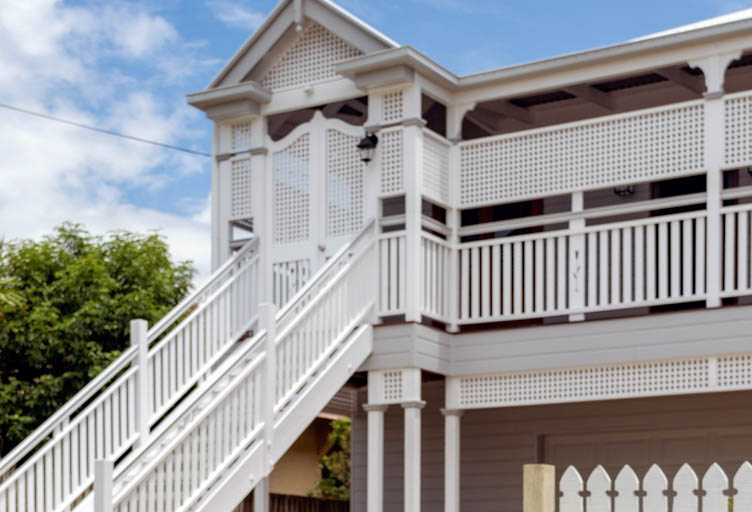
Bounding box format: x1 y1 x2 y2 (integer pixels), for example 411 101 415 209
311 418 351 500
0 223 195 456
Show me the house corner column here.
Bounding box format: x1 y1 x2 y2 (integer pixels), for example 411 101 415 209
402 400 426 512
441 408 463 512
363 403 389 512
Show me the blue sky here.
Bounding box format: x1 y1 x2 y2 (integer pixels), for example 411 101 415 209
0 0 748 281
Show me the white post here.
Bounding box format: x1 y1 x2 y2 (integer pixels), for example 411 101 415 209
254 476 271 512
690 52 740 308
403 85 424 323
250 117 273 306
259 303 277 480
94 459 113 512
569 192 585 321
441 409 463 512
130 319 150 448
402 400 426 512
363 403 388 512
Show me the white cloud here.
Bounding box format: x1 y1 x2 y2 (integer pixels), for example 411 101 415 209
0 0 214 282
206 0 266 30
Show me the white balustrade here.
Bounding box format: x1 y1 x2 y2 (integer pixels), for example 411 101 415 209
559 462 752 512
456 210 709 324
109 223 377 512
421 233 452 322
721 203 752 297
0 239 260 512
378 231 406 316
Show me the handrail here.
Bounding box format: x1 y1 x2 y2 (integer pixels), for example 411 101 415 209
147 236 258 341
457 192 709 238
111 223 377 506
0 236 258 482
0 345 136 476
275 219 374 323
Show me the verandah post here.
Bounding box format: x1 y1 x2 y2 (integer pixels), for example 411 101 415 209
689 52 741 308
130 319 150 448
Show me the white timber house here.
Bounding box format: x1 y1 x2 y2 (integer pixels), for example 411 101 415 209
3 1 752 511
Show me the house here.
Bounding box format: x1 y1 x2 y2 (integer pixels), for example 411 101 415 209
2 1 752 511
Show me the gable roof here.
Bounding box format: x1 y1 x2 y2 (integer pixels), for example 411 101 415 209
207 0 398 89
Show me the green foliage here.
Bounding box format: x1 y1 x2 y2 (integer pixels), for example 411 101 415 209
311 418 351 500
0 223 195 456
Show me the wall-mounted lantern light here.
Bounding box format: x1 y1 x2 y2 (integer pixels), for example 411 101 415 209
613 185 636 198
746 166 752 177
357 133 378 163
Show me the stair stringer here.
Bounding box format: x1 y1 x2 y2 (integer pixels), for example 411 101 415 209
194 324 373 512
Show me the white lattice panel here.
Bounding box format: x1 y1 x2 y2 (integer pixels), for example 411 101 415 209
272 258 311 308
230 157 252 221
380 129 404 195
382 90 404 123
327 129 363 238
459 357 711 408
423 131 450 204
261 23 362 91
460 101 705 207
725 92 752 167
382 370 404 402
718 354 752 388
231 121 252 151
273 134 310 244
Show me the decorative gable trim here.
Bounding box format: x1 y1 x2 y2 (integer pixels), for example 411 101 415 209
208 0 396 90
259 22 363 92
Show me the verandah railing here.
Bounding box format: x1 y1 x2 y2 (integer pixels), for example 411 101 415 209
378 192 752 326
0 238 260 512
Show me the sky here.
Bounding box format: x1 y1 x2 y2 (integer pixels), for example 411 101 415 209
0 0 749 283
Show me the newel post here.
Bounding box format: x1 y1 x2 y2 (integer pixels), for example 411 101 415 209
256 303 277 512
690 52 741 308
94 459 114 512
130 319 150 448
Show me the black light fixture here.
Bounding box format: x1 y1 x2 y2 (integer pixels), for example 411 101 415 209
357 133 378 163
746 166 752 177
613 184 635 198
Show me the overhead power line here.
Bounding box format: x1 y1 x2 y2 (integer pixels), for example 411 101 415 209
0 102 211 157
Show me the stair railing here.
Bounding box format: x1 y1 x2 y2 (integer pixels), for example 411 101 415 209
0 237 260 512
107 221 377 512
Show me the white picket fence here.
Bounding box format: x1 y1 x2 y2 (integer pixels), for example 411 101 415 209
559 462 752 512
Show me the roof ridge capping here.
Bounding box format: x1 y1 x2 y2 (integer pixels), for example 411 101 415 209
336 7 752 91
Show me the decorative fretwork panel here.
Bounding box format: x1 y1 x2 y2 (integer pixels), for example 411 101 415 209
383 370 404 402
273 134 310 244
460 101 705 207
261 23 363 91
382 90 404 123
272 258 311 309
718 353 752 388
725 92 752 167
230 157 252 221
231 122 252 151
459 357 711 408
380 129 404 195
327 129 364 238
423 131 450 204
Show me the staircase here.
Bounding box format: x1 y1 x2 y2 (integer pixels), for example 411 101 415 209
0 223 376 512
